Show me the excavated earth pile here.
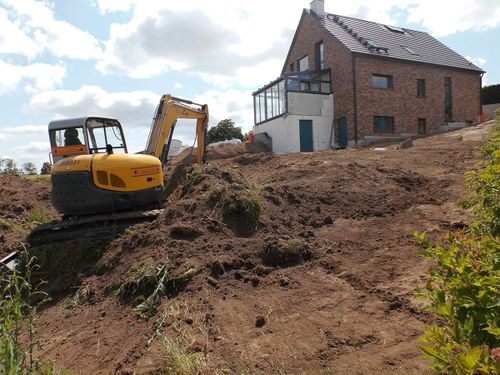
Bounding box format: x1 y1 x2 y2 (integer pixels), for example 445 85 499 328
0 175 58 258
2 124 490 374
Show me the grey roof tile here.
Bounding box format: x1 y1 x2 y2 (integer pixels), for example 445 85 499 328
309 10 484 73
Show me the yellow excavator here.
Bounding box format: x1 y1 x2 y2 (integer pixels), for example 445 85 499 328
3 94 208 269
32 94 208 245
49 94 208 216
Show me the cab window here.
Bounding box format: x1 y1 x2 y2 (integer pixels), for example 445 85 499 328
86 119 126 153
51 127 85 147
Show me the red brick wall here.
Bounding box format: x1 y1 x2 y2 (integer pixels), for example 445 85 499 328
283 12 355 142
355 55 482 138
283 11 482 142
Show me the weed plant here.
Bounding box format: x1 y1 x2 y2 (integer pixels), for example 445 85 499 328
0 245 65 374
26 207 50 225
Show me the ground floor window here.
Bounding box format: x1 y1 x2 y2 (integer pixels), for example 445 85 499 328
418 118 426 134
373 116 395 133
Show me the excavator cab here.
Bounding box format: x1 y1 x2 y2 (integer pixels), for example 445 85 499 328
49 117 128 163
49 117 163 215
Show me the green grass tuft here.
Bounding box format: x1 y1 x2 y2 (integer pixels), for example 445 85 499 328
26 207 51 224
0 218 13 230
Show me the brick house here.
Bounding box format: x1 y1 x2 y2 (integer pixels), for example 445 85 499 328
252 0 484 152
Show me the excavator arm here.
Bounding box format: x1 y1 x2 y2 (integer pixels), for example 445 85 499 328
145 94 209 165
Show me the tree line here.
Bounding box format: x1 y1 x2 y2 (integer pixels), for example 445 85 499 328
482 84 500 105
0 158 52 175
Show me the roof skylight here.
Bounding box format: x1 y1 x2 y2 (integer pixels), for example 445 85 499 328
401 45 418 55
384 25 407 34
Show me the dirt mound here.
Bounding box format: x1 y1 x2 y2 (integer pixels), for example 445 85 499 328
172 142 270 165
24 126 487 374
0 174 58 257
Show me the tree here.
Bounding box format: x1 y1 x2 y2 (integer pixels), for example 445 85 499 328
22 162 37 175
481 84 500 105
40 162 52 175
2 158 19 174
206 119 244 144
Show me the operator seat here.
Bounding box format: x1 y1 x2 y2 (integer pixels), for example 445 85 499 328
64 128 82 146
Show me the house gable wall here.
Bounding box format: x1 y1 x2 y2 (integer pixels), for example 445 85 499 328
283 12 355 141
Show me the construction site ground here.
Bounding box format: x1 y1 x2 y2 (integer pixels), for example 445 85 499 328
0 124 490 374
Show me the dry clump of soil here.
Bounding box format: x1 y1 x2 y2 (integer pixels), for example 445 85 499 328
0 174 58 257
14 125 488 374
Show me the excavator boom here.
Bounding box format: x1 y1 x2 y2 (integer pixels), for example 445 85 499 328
145 94 209 165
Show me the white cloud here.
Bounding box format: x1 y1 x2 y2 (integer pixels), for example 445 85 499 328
194 89 254 131
94 0 500 83
96 1 298 81
0 124 47 141
29 85 254 130
465 56 486 67
405 0 500 37
3 124 47 134
0 59 66 94
2 0 103 60
92 0 135 14
174 82 183 90
12 141 51 166
15 141 50 154
0 7 40 57
29 85 160 128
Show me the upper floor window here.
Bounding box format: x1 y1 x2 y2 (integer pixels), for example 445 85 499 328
417 79 426 97
372 74 393 89
289 62 294 72
315 42 324 70
298 55 309 71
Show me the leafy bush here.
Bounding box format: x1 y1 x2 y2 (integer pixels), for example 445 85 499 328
416 123 500 374
462 124 500 237
0 246 65 374
416 233 499 373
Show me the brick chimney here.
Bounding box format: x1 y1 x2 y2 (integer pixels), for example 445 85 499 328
310 0 325 17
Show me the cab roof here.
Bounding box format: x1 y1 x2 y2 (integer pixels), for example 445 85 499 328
48 117 120 131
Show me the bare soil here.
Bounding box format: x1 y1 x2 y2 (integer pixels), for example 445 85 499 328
3 124 491 374
0 175 58 257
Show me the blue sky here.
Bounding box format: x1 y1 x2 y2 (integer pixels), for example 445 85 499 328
0 0 499 169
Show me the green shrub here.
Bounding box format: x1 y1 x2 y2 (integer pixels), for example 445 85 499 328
417 123 500 374
416 232 499 373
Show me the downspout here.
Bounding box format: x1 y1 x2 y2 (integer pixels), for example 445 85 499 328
479 73 484 119
352 54 358 145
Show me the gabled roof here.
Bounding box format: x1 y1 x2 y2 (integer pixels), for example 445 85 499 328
307 10 485 73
